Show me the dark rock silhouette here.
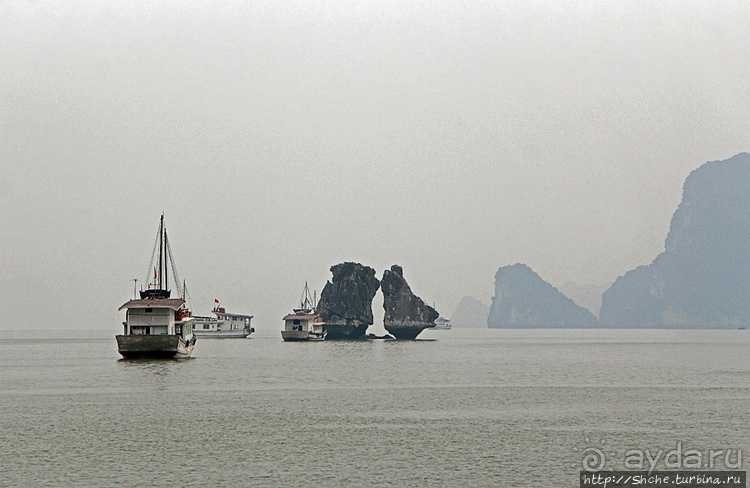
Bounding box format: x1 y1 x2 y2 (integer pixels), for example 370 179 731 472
600 153 750 328
450 296 490 328
316 262 380 339
381 265 439 339
487 263 599 328
366 332 395 340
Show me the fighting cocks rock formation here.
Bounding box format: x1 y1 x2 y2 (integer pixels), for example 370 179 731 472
316 262 381 339
381 265 439 339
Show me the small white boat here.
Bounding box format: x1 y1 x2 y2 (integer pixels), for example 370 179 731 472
116 214 196 359
282 282 326 341
193 303 254 338
432 317 452 330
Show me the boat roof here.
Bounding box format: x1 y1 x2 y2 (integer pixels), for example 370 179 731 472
118 298 186 311
192 315 218 321
283 313 317 320
214 311 254 318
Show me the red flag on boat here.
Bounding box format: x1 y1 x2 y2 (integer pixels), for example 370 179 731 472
154 267 157 279
215 299 219 303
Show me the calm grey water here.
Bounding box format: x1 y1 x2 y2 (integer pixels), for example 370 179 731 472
1 327 748 487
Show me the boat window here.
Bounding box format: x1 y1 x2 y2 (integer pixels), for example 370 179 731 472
145 308 153 313
203 324 210 330
293 319 300 325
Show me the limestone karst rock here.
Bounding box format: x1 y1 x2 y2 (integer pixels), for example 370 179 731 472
600 153 750 328
487 263 599 328
316 262 380 339
381 265 439 339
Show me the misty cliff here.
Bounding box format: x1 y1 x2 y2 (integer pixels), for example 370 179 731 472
600 153 750 328
558 282 609 318
450 296 490 328
487 264 599 328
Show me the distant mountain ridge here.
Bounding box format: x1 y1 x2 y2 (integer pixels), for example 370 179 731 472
600 153 750 328
487 264 599 328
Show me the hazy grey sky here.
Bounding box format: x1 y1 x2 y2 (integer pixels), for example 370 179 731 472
2 0 748 330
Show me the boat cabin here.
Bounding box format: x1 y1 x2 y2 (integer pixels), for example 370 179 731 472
119 298 193 337
207 308 253 332
283 313 324 335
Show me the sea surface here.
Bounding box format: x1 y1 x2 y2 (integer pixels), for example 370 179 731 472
1 327 749 487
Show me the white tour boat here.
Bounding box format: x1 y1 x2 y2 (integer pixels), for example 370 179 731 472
116 214 196 359
281 282 326 341
192 301 255 338
432 317 452 330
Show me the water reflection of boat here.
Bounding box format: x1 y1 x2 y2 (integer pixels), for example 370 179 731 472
116 214 196 359
282 282 326 341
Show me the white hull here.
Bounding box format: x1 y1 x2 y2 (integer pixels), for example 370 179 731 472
173 337 197 358
116 334 196 359
281 329 326 341
193 330 251 339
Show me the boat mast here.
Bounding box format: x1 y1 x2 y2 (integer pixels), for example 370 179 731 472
299 281 316 311
162 219 168 292
140 214 173 299
158 214 164 290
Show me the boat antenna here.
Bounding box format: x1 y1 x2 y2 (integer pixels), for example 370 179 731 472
132 278 138 299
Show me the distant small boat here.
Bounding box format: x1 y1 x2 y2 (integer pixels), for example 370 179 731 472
193 302 254 338
432 317 452 330
116 214 196 359
282 282 326 341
